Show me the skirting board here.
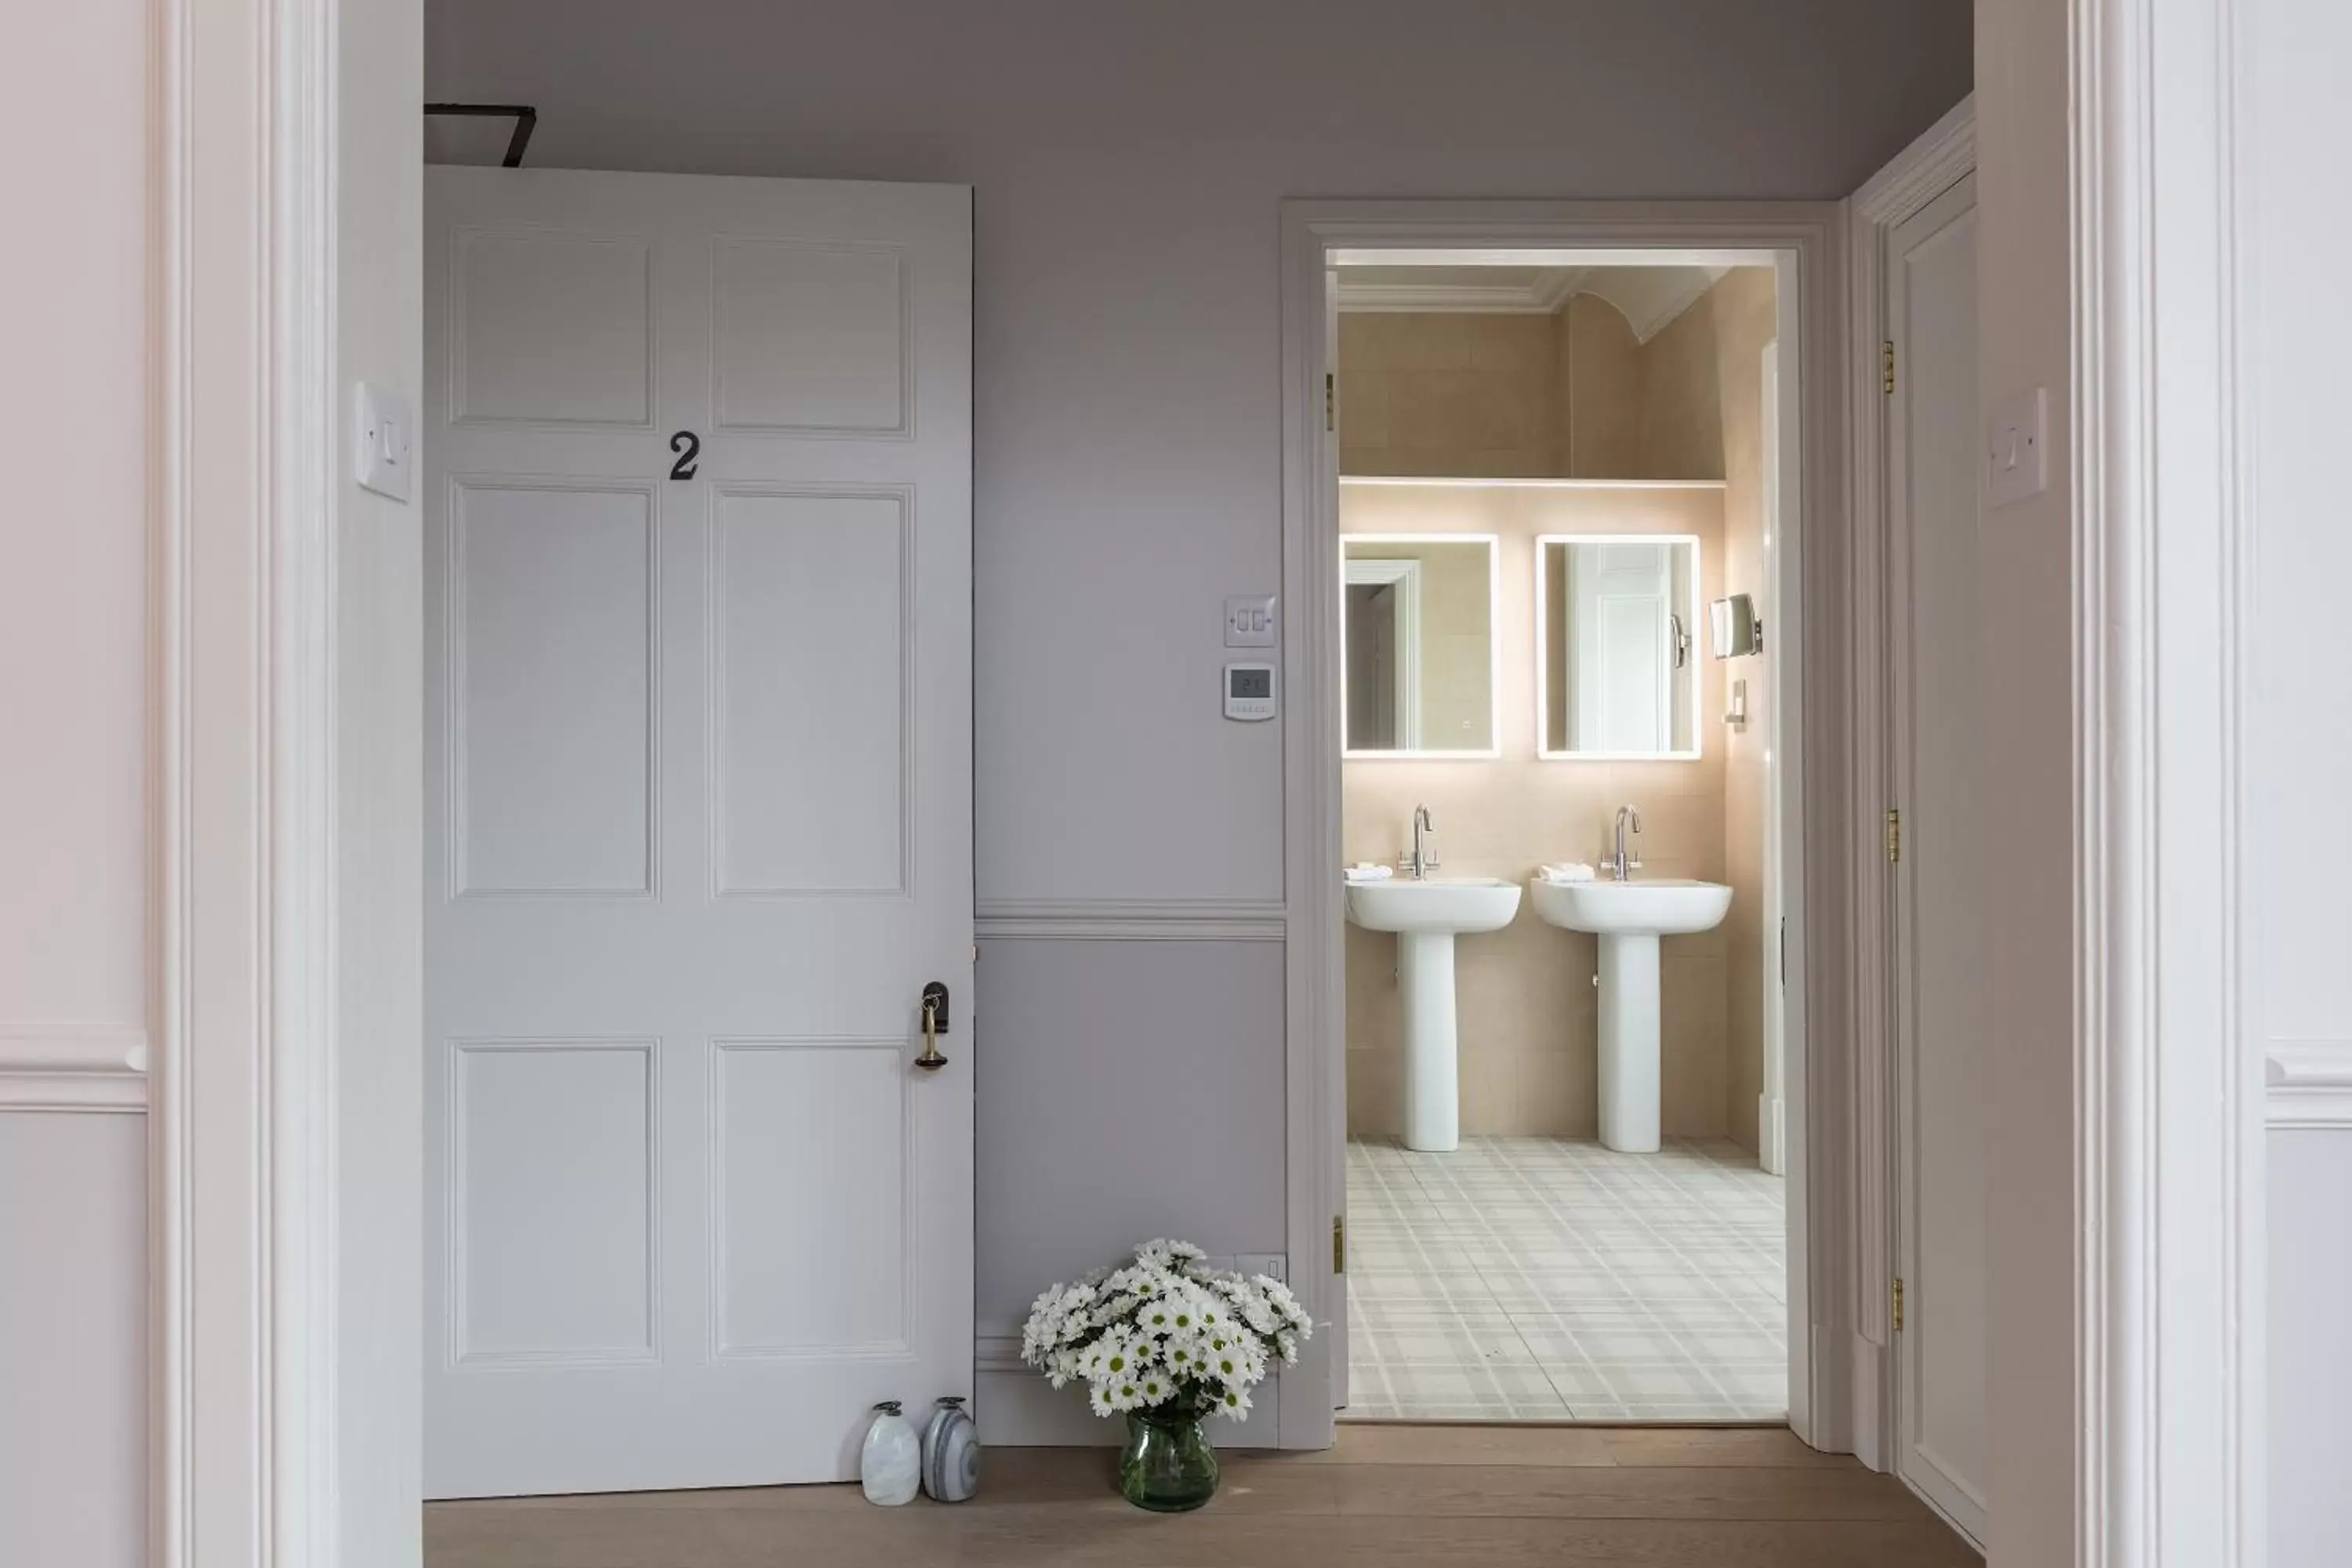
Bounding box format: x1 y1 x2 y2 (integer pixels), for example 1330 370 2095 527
976 1340 1283 1447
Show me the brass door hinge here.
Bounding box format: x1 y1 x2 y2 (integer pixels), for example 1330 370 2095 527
1882 339 1896 395
1325 373 1335 433
1893 1276 1906 1333
1333 1214 1346 1274
1886 807 1902 864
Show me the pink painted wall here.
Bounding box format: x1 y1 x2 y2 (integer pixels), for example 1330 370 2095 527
0 2 154 1565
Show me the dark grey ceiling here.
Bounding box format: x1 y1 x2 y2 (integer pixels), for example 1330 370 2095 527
424 0 1972 199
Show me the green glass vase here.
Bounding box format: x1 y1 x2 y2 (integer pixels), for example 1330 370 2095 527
1117 1405 1219 1512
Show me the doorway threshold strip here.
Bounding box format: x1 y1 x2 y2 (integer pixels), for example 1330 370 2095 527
1342 1135 1786 1422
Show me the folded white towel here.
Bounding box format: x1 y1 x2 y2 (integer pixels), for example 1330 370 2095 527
1345 863 1396 883
1537 862 1596 884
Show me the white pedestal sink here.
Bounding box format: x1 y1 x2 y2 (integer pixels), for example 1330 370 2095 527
1344 877 1523 1152
1530 877 1732 1153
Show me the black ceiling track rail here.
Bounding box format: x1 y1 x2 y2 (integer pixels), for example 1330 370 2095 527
423 103 538 168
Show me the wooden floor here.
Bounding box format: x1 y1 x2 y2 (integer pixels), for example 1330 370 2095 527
425 1425 1980 1566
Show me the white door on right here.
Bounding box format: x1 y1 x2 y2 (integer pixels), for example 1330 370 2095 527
1888 169 1988 1546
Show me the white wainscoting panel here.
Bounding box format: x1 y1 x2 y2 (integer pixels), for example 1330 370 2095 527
2270 1129 2352 1565
0 1112 146 1566
972 937 1286 1442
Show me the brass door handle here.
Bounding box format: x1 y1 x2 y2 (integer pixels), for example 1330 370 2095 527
915 982 949 1072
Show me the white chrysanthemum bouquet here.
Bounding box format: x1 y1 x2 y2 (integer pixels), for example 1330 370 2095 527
1019 1239 1312 1421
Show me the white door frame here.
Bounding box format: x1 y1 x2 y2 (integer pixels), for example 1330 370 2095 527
1758 339 1787 1178
158 3 2265 1560
2070 0 2266 1559
1279 201 1838 1454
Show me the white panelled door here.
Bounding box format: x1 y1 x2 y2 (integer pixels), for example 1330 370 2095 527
1569 543 1673 753
1887 170 1988 1544
422 168 972 1499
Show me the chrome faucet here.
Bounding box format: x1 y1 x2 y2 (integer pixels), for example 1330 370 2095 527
1608 804 1642 881
1406 805 1439 880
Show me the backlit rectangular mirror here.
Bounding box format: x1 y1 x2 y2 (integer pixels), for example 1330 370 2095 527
1537 534 1701 760
1341 534 1498 757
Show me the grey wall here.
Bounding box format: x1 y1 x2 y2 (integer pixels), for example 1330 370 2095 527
2271 1133 2352 1564
1973 0 2078 1552
427 0 1972 1439
2254 2 2352 1558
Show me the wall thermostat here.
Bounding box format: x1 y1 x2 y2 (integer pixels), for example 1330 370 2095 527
1223 662 1277 721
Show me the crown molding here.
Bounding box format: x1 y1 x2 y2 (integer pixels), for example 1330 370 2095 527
1850 93 1977 227
1334 261 1726 342
1617 265 1732 343
1332 265 1586 315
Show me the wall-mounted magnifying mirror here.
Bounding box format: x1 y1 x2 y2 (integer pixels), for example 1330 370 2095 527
1537 534 1701 760
1341 534 1499 757
1710 593 1764 659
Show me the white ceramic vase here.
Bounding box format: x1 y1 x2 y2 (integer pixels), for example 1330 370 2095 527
859 1401 921 1505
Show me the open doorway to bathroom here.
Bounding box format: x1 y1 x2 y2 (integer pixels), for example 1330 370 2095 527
1329 256 1793 1424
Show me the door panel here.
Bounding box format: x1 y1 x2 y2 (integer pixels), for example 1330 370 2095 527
448 479 655 895
452 1040 657 1365
1888 171 1989 1544
710 488 909 895
451 230 654 426
423 166 972 1498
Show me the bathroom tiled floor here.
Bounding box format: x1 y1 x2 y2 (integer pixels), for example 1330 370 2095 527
1342 1135 1788 1423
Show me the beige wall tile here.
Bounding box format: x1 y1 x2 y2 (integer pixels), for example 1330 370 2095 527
1661 946 1730 1137
1341 478 1726 1138
1698 267 1780 1150
1338 314 1556 479
1560 296 1645 478
1347 1047 1403 1138
1637 295 1730 481
1337 280 1780 1149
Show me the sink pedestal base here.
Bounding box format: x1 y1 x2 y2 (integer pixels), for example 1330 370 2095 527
1399 931 1460 1152
1596 933 1662 1153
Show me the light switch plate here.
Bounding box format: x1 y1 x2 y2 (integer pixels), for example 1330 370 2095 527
1225 594 1279 648
354 382 414 503
1986 386 2049 509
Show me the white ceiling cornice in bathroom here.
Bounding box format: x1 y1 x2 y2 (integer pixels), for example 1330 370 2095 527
1334 263 1733 343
